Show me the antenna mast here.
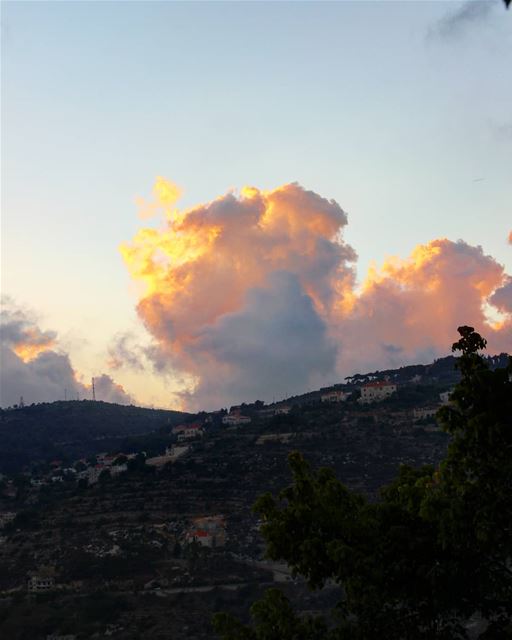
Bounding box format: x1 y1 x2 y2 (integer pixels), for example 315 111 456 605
92 377 96 401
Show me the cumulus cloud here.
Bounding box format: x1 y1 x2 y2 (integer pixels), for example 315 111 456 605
121 181 356 410
428 0 496 41
121 179 511 410
0 300 133 407
337 239 511 375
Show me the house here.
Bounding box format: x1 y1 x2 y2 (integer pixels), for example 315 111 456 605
439 390 453 405
185 515 226 548
222 408 251 425
413 407 438 420
0 512 16 528
274 404 292 415
110 463 128 476
172 422 204 440
28 566 56 593
359 381 397 404
321 390 350 403
87 465 105 484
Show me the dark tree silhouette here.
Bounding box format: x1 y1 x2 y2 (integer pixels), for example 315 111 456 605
214 327 512 639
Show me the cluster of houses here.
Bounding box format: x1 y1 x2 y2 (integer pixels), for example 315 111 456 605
320 381 398 405
320 381 454 422
78 452 133 484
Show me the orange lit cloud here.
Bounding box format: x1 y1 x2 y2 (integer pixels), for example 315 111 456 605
136 177 182 220
121 181 356 408
0 301 57 363
12 328 57 363
122 180 511 410
339 239 511 375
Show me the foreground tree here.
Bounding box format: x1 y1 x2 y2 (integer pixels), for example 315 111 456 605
214 327 512 639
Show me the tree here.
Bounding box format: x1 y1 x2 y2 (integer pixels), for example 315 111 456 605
214 327 512 639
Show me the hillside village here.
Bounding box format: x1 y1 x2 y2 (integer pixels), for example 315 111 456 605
0 353 508 639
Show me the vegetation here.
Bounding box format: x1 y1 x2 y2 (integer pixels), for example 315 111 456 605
213 327 512 639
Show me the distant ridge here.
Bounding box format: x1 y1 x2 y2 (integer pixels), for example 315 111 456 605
0 400 189 474
259 353 510 408
0 353 508 473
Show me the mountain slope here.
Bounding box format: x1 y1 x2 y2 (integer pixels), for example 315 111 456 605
0 400 189 473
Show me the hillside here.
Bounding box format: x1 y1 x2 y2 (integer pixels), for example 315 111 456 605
0 401 189 473
1 353 508 475
0 384 450 639
3 350 510 638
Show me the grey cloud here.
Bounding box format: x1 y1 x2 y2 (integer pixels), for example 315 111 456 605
490 278 512 313
107 332 146 371
428 0 496 41
92 374 133 405
0 346 83 407
0 300 57 350
1 300 133 407
186 271 337 410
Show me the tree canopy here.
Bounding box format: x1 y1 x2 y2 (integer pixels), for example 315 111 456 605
214 327 512 639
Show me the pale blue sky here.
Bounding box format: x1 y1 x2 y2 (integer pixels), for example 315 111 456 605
2 0 511 405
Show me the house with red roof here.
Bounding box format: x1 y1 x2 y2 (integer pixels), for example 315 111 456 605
359 381 397 404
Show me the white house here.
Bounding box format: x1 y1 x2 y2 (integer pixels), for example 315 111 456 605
359 381 397 404
413 407 438 420
321 390 350 403
172 423 204 440
222 407 251 425
439 390 453 405
28 568 56 593
274 404 292 415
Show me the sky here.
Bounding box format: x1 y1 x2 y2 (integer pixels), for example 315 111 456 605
1 0 511 410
